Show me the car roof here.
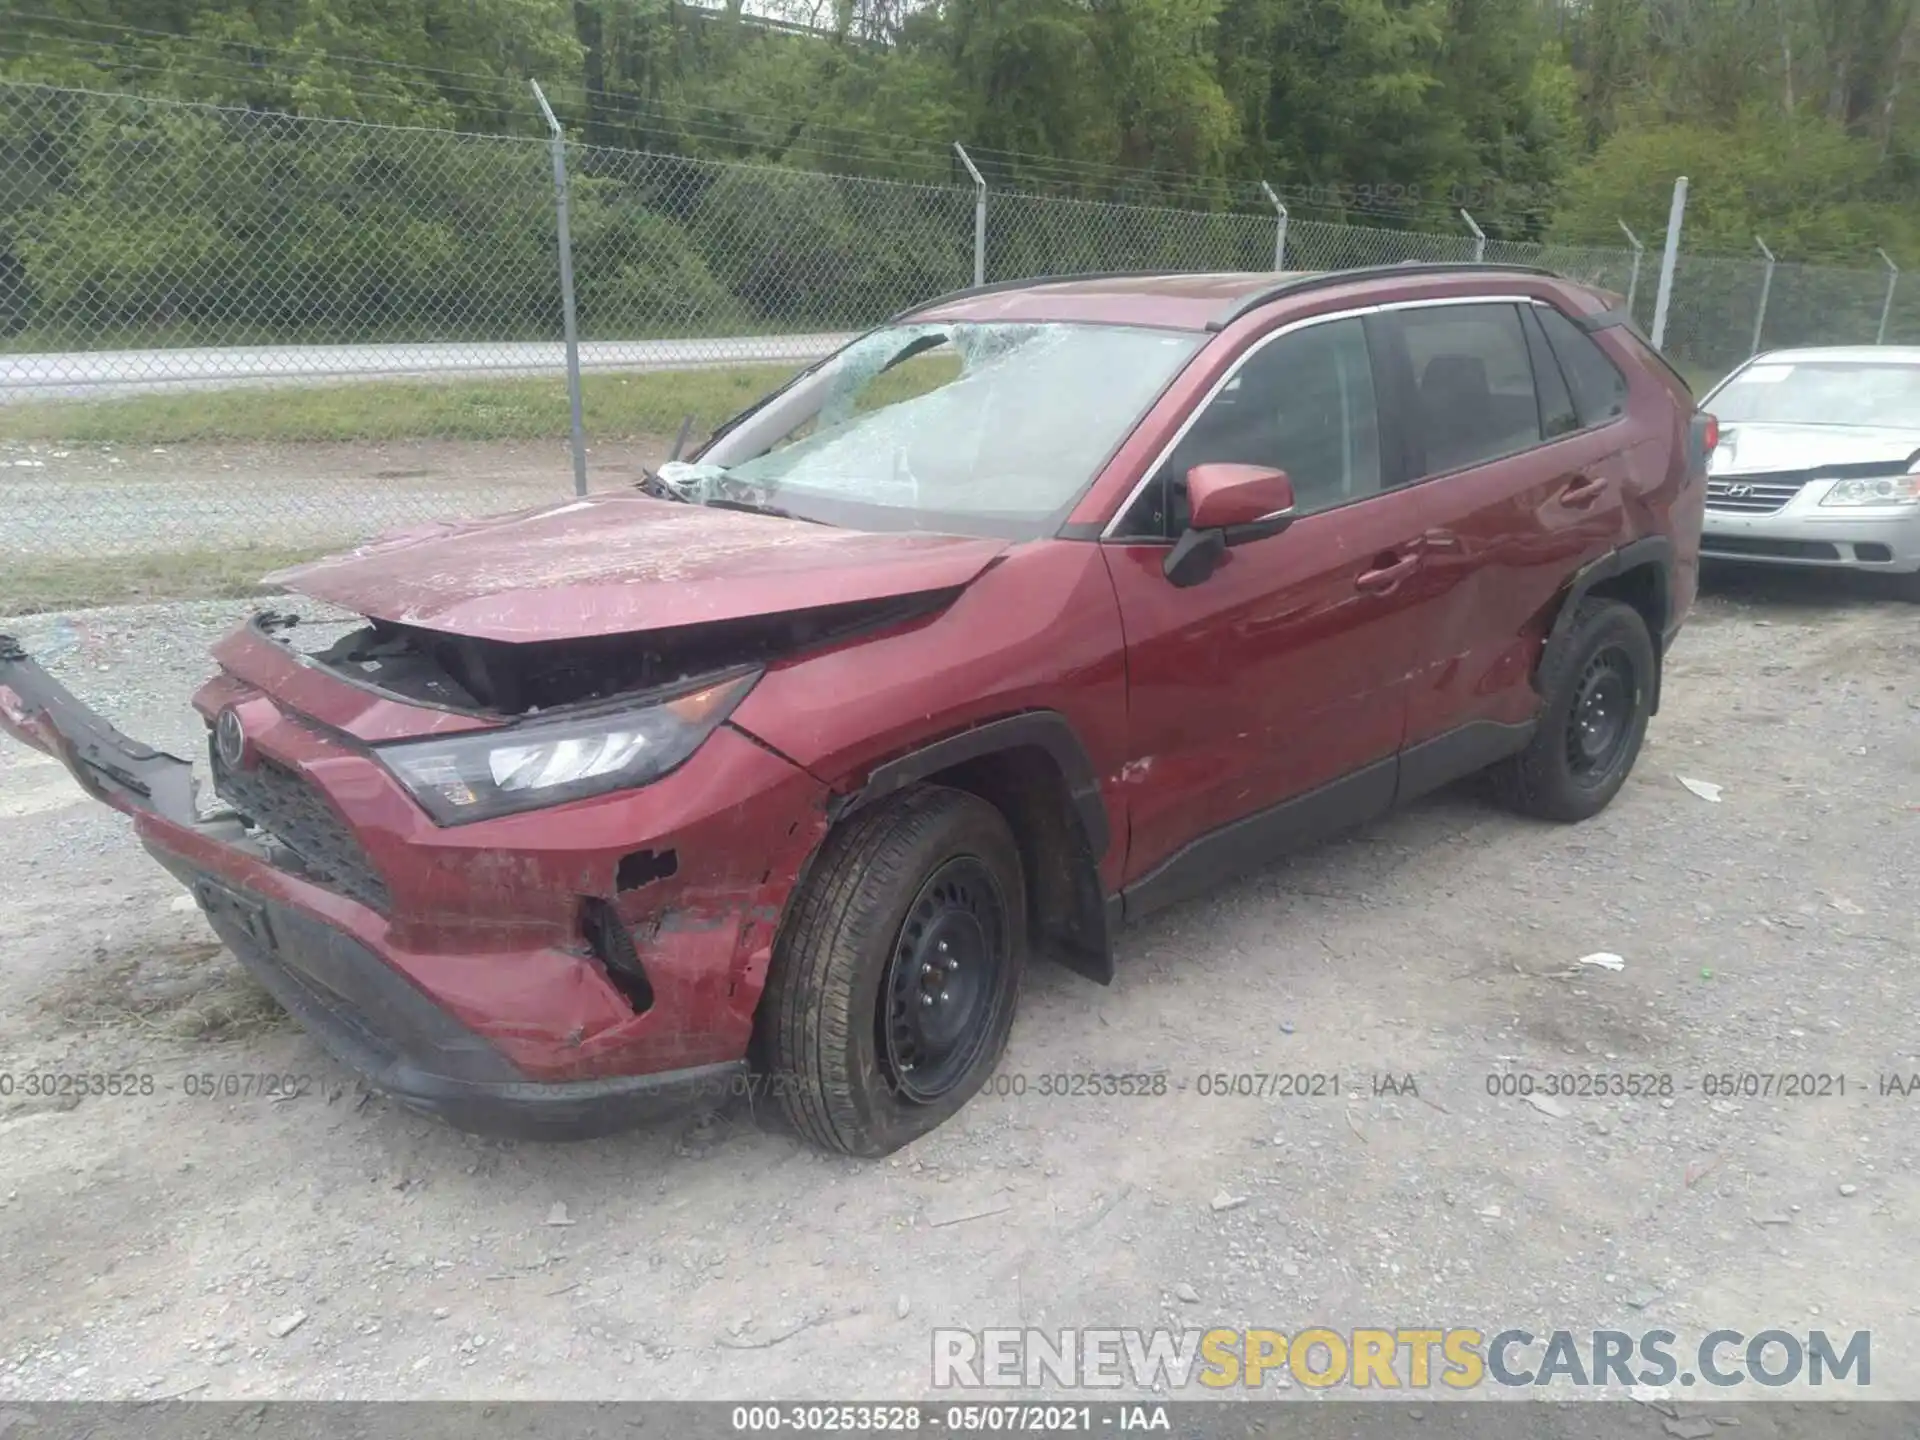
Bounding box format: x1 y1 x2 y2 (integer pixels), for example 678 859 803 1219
904 264 1572 332
1747 346 1920 366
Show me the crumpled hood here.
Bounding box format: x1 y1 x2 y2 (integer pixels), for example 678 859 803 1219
1713 422 1920 476
267 494 1010 642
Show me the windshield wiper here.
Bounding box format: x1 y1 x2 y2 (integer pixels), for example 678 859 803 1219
635 467 689 502
700 496 827 525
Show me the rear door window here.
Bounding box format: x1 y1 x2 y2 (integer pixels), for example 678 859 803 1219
1535 304 1631 427
1397 303 1543 476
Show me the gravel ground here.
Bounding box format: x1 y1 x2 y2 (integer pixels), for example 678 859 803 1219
0 567 1916 1406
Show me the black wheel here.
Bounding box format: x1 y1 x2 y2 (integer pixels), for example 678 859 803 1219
755 786 1025 1156
1491 598 1655 822
1890 569 1920 604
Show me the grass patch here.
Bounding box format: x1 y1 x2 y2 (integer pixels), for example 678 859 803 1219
2 544 329 616
161 968 292 1043
39 938 290 1044
0 365 804 446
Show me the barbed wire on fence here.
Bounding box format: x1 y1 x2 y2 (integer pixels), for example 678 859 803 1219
0 79 1913 568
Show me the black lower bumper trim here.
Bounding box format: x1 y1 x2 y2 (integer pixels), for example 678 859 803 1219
381 1058 747 1141
148 847 741 1141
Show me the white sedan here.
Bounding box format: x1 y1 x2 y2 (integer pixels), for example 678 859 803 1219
1699 346 1920 598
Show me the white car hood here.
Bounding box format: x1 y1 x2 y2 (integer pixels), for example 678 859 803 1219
1712 422 1920 476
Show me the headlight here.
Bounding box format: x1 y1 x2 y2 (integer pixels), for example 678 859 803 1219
376 671 758 824
1820 473 1920 507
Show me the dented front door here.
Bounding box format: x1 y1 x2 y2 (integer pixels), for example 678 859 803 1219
1096 313 1428 892
1101 495 1429 889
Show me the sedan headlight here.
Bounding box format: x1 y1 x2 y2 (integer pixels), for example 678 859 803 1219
377 671 758 824
1820 472 1920 507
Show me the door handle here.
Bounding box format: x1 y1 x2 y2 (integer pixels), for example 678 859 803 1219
1562 474 1608 507
1355 552 1420 593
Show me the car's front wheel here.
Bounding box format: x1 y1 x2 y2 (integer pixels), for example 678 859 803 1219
756 785 1026 1156
1491 597 1655 822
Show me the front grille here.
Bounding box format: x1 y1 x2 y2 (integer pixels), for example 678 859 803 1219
1706 478 1805 514
1701 535 1841 561
210 742 391 913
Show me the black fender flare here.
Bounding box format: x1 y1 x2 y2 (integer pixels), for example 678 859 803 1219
824 711 1117 985
826 710 1110 863
1537 536 1674 713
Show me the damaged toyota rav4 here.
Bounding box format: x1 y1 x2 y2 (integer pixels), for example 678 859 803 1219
0 265 1710 1156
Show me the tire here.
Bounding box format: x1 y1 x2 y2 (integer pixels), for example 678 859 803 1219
756 785 1026 1157
1890 569 1920 604
1491 598 1656 823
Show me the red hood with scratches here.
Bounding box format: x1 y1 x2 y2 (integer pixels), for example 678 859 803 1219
266 494 1011 642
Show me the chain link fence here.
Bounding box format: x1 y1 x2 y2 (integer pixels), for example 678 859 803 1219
0 80 1912 596
1655 252 1916 380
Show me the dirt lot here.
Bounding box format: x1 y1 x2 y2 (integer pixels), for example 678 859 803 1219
0 568 1916 1404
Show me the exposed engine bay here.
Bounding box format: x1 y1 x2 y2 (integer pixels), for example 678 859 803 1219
264 590 956 718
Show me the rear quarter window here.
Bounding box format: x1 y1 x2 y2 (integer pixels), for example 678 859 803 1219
1535 304 1631 428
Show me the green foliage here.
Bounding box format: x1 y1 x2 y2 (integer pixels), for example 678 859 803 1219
0 0 581 132
688 164 971 327
986 192 1271 279
1550 110 1917 371
0 0 1913 341
1552 112 1919 263
3 87 560 345
570 197 745 337
1214 0 1453 190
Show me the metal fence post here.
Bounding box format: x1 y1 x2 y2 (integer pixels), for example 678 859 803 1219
1618 220 1645 319
531 80 588 498
1461 209 1486 262
1876 249 1900 344
954 143 986 287
1649 176 1689 352
1260 183 1289 271
1751 235 1776 357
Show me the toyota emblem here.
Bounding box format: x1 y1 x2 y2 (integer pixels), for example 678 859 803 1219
215 707 247 770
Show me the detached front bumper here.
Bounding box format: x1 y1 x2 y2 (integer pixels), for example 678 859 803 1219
0 636 774 1141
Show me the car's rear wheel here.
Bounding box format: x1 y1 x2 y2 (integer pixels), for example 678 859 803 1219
756 785 1025 1157
1491 598 1655 822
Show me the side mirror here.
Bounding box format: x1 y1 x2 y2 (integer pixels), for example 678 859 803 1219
1164 464 1296 588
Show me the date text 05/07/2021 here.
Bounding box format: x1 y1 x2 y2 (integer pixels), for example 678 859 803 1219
0 1071 320 1101
728 1404 1163 1434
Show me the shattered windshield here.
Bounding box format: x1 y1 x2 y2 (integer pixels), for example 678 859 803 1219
672 321 1205 534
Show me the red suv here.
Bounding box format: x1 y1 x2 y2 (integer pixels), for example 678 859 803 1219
0 265 1709 1156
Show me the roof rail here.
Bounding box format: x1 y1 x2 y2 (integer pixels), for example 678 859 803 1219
1206 261 1567 331
888 271 1172 325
